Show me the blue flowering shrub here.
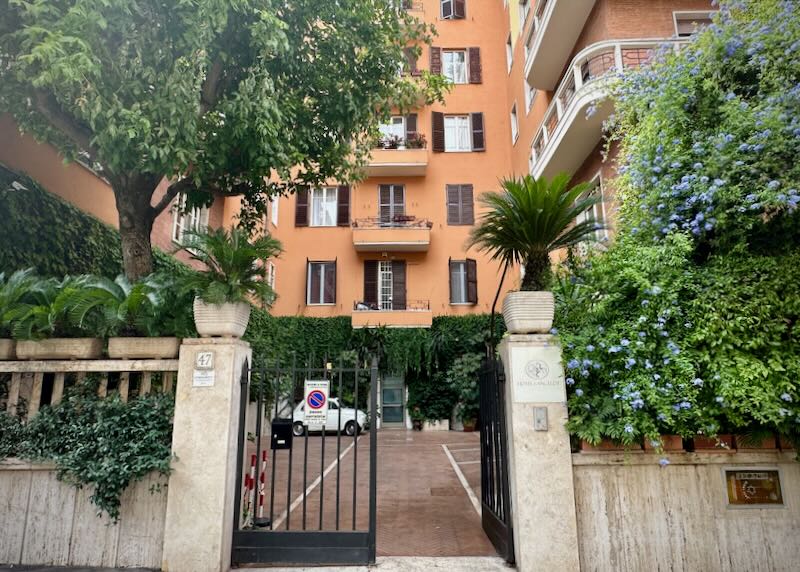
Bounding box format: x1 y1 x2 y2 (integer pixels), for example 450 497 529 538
557 0 800 447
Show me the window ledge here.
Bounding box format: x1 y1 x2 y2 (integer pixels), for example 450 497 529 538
306 303 337 307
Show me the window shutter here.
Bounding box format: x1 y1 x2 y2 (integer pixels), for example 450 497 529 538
466 258 478 304
324 262 337 303
404 47 419 75
454 0 466 19
440 0 453 19
337 185 350 226
295 188 309 227
405 114 418 141
392 260 407 310
448 258 455 303
364 261 378 306
379 184 392 222
394 185 405 218
461 184 474 224
470 112 485 151
432 112 445 153
446 185 461 224
468 47 482 84
430 46 442 75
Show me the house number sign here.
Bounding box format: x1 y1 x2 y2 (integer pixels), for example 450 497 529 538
192 351 216 387
725 469 783 506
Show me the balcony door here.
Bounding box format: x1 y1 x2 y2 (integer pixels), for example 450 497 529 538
364 260 406 310
379 184 405 224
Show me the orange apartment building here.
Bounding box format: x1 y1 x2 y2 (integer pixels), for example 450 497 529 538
0 0 715 323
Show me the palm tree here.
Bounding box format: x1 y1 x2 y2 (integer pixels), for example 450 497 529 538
469 174 604 291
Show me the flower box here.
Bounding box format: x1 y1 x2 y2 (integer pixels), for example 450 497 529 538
734 434 778 450
0 339 15 360
692 434 734 452
580 439 640 452
107 337 181 359
16 338 103 360
643 435 684 452
193 298 251 338
423 419 450 432
779 437 795 451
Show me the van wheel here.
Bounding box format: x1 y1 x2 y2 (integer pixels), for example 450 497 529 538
292 422 305 437
344 421 357 436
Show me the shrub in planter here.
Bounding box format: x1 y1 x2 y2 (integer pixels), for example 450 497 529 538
0 269 39 359
469 174 603 333
406 371 457 424
180 227 282 338
447 352 482 431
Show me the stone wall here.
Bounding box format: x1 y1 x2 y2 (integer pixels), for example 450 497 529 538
573 451 800 572
0 460 168 569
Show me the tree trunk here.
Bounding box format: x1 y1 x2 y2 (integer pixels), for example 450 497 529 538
521 251 551 291
114 180 157 280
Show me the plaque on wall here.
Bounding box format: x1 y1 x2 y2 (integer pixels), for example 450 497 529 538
509 345 566 403
725 469 783 506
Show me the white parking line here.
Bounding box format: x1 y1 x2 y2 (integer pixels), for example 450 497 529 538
456 460 481 465
441 444 481 517
448 447 480 453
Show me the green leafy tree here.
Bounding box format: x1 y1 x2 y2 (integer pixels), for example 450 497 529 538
0 0 445 279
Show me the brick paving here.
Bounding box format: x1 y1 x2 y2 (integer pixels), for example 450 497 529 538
243 429 496 557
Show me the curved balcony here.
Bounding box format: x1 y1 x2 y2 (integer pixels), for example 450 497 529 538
352 216 432 252
529 39 683 180
524 0 596 90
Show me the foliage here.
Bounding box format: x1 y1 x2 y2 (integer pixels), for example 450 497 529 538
3 275 95 339
1 382 173 520
0 269 38 337
446 353 483 422
469 174 603 291
0 0 447 277
406 371 458 422
180 227 282 306
557 0 800 447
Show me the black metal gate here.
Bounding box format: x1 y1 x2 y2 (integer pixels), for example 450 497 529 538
478 357 515 564
232 357 378 566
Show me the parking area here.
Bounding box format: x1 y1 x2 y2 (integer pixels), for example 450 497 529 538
244 429 495 557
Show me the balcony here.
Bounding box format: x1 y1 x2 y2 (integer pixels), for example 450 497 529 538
366 135 428 177
524 0 596 90
351 216 432 252
529 39 682 180
351 300 432 329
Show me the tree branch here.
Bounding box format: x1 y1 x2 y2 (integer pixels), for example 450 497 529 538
199 59 224 115
151 177 193 217
33 90 98 161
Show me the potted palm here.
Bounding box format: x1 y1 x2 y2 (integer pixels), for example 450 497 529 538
0 269 38 360
469 174 603 333
181 227 282 338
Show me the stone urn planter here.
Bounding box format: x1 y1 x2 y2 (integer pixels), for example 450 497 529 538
107 337 181 359
193 298 251 338
0 339 16 360
502 291 555 334
16 338 103 360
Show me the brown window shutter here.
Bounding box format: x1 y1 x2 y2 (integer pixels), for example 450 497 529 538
392 260 407 310
471 112 485 151
440 1 453 19
405 114 418 141
454 0 466 19
430 46 442 75
461 184 474 224
466 258 478 304
364 261 378 306
468 47 482 84
324 261 337 303
295 188 309 226
379 184 392 222
446 185 461 224
337 185 350 226
432 112 445 153
404 47 419 76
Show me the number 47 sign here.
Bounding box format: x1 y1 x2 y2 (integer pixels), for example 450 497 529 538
304 380 330 426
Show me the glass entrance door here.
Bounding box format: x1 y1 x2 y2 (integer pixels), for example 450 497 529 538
381 376 405 426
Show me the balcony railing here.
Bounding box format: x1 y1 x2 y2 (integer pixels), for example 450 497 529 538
374 132 427 150
351 299 432 328
529 39 682 177
352 216 432 229
351 215 432 252
353 299 430 312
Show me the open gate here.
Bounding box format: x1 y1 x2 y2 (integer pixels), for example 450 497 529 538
232 358 378 566
479 357 515 564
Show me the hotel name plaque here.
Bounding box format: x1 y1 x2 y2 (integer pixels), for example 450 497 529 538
725 469 783 506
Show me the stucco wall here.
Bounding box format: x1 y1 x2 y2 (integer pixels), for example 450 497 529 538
0 461 167 569
573 452 800 572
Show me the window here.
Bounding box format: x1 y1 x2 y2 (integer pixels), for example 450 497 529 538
270 196 279 226
379 184 405 222
441 0 466 20
444 115 471 152
674 12 714 37
449 259 478 304
575 175 609 254
524 79 535 113
506 35 513 72
510 103 519 143
311 187 338 227
446 184 474 225
379 261 393 310
519 0 530 28
307 261 336 305
443 50 467 84
172 195 209 244
363 260 406 310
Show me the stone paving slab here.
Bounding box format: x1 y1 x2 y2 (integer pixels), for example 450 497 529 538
241 555 511 571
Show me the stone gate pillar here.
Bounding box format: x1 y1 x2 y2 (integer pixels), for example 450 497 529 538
498 334 580 571
161 338 251 572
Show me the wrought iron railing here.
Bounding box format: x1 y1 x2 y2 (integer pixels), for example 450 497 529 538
352 300 430 312
529 39 683 174
373 132 427 151
352 216 432 229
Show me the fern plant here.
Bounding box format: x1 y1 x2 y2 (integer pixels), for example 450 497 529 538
469 174 604 291
179 227 282 306
4 275 90 339
0 269 38 337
